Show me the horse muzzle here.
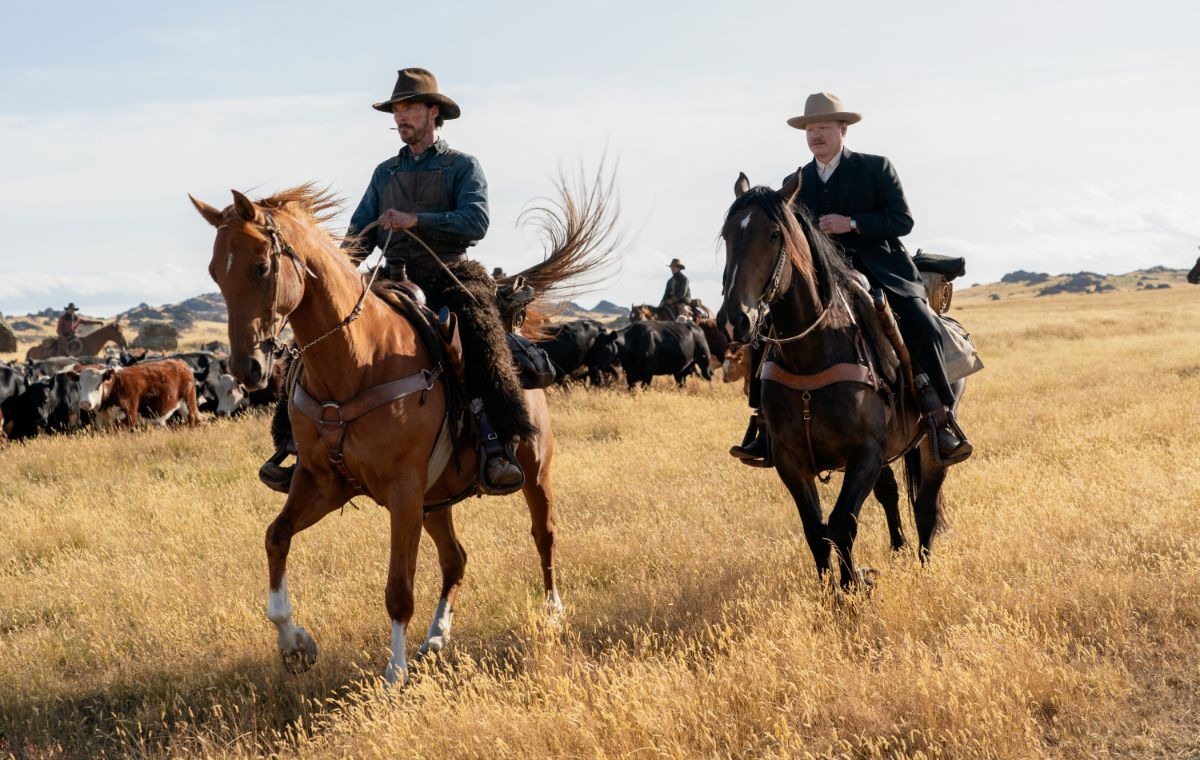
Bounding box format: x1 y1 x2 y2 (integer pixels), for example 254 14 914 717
234 348 271 391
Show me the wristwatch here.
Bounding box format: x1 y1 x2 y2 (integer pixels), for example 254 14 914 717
849 217 858 232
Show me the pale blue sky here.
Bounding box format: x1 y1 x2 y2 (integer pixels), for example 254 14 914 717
2 1 1198 314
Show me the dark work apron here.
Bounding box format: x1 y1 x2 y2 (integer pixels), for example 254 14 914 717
379 152 471 279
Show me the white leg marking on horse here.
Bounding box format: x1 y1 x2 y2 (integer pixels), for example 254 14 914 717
267 577 298 648
544 588 564 622
418 597 453 657
385 620 408 685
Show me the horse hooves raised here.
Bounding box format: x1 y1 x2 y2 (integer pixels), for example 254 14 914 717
280 627 318 674
415 635 449 661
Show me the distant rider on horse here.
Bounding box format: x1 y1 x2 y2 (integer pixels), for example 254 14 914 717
659 258 691 318
55 303 102 355
259 67 530 495
730 92 973 466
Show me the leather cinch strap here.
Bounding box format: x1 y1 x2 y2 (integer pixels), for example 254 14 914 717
292 364 443 494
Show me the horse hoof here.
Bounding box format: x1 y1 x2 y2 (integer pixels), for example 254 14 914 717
280 627 318 674
415 635 448 661
543 592 565 625
383 661 409 687
857 567 878 589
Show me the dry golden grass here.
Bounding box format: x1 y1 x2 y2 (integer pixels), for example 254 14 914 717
3 287 1200 758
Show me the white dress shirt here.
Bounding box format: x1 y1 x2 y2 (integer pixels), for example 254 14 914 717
816 149 844 183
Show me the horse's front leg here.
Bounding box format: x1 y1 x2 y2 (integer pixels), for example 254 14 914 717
383 485 426 685
265 467 349 673
773 452 830 577
416 507 466 660
829 447 885 590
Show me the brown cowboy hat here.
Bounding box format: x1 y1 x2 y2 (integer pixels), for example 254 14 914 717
372 67 461 120
668 259 686 270
65 303 78 312
786 92 862 130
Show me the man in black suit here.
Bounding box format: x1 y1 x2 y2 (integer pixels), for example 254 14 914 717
731 92 972 465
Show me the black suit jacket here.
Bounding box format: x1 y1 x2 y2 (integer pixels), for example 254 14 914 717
791 149 924 300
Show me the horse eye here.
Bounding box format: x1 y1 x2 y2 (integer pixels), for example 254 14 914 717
255 262 271 278
769 229 782 241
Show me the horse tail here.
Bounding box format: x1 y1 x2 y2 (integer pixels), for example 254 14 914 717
511 162 623 338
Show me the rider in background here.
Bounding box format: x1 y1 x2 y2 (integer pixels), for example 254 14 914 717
55 303 102 353
659 258 691 318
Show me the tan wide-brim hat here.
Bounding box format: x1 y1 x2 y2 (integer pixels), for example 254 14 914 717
372 67 461 120
786 92 862 130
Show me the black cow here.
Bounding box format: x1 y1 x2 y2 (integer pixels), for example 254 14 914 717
591 321 712 389
535 319 604 385
163 351 228 413
5 370 83 439
0 362 29 441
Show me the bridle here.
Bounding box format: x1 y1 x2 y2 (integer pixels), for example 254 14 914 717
727 206 831 347
244 210 387 358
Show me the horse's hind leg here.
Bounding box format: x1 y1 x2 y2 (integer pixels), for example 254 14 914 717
873 465 907 551
909 447 948 562
517 442 562 614
265 468 349 674
416 507 467 659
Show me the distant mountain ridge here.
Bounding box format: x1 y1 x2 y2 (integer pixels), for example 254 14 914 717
976 266 1186 298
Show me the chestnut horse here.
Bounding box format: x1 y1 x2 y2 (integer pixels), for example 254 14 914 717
720 172 964 589
25 320 127 361
191 179 617 684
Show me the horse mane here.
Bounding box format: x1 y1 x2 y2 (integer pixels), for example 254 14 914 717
255 183 343 228
723 186 858 308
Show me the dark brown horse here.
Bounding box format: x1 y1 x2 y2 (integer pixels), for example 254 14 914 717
720 172 964 589
630 303 687 321
1187 252 1200 284
191 178 616 684
25 320 127 361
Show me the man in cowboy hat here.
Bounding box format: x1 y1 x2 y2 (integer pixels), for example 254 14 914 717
659 258 692 316
54 303 101 355
730 92 972 466
259 67 531 495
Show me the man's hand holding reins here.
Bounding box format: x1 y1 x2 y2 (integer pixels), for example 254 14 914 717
818 214 853 235
379 208 419 231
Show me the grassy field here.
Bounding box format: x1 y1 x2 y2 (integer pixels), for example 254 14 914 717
2 285 1200 758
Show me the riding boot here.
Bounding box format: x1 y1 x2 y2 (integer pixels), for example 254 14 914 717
729 413 773 467
471 398 524 495
258 444 295 494
915 373 973 465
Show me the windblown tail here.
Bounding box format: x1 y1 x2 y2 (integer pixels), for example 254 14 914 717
506 162 623 337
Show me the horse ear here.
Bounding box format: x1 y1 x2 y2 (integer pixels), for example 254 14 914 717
734 172 750 198
231 190 259 223
189 195 224 228
779 167 802 206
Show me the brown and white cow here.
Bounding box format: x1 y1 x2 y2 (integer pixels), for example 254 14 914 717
722 343 751 396
78 359 199 428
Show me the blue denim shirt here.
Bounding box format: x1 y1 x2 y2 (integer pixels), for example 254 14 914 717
345 138 489 255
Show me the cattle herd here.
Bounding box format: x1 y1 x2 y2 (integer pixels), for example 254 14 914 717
534 315 744 390
0 312 748 443
0 342 287 442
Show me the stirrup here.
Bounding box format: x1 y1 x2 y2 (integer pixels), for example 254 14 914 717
258 445 295 493
478 442 524 496
729 414 773 468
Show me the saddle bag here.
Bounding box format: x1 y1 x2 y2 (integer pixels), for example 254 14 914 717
506 332 556 390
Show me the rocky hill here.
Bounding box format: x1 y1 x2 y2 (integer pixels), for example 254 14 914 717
962 266 1187 301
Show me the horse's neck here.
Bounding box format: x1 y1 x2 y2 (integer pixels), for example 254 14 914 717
285 231 398 396
771 269 845 365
